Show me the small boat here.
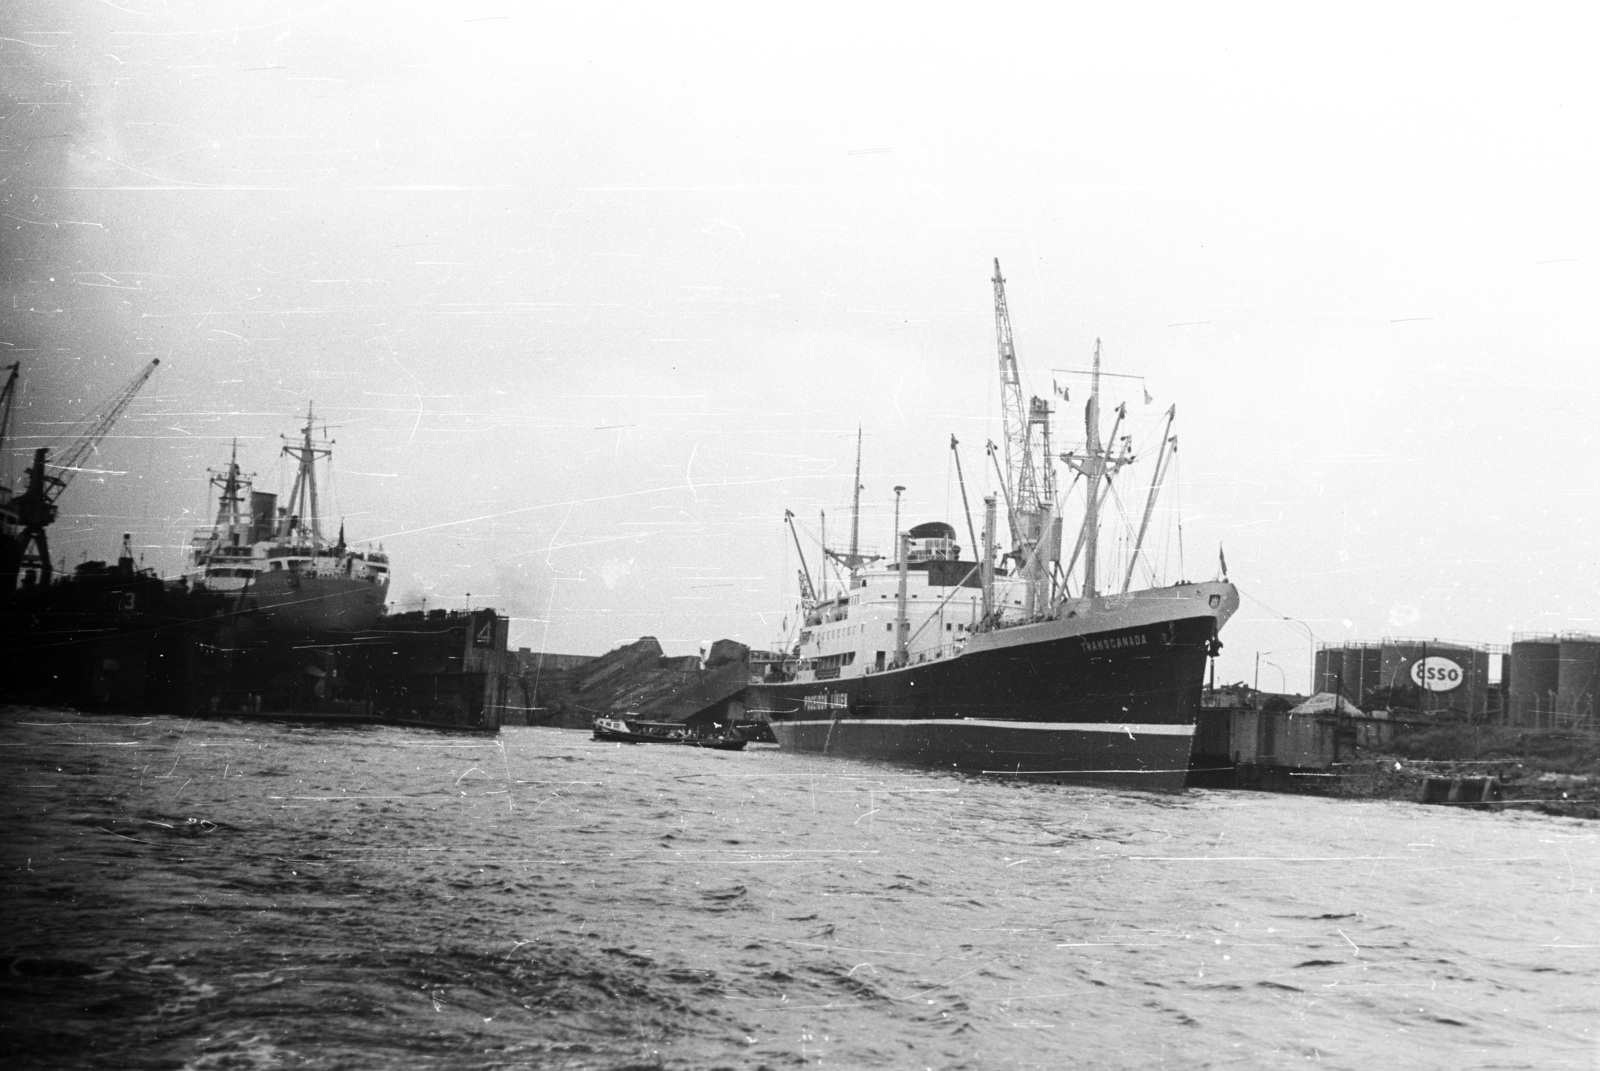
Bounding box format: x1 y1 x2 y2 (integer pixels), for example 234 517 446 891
592 715 748 750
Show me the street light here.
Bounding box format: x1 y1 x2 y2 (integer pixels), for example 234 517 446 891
1282 616 1317 694
1260 660 1287 693
1254 649 1281 692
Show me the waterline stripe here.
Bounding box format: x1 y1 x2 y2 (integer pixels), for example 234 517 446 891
982 767 1195 775
777 718 1194 736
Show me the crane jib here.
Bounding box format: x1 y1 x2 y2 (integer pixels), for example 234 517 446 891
11 358 160 587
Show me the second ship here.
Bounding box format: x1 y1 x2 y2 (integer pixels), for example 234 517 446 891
747 262 1238 790
190 406 389 631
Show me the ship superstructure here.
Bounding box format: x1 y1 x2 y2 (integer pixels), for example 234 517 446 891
189 406 389 631
748 262 1238 789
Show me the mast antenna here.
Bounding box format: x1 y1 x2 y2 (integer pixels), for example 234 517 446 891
849 427 862 566
828 428 878 571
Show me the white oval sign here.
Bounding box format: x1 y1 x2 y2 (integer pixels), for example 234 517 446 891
1410 655 1464 692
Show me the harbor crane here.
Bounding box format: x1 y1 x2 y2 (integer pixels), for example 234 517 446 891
992 259 1059 613
12 359 160 587
0 363 19 590
0 364 18 470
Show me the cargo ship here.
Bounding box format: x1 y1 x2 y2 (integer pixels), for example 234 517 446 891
746 262 1238 790
189 406 389 631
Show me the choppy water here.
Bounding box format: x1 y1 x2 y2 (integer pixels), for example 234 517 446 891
2 707 1596 1070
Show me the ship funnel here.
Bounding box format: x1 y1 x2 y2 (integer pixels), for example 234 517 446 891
250 492 278 543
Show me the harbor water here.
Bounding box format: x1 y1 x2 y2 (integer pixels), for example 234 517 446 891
2 707 1595 1070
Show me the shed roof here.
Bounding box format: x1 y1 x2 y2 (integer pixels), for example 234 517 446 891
1288 692 1365 717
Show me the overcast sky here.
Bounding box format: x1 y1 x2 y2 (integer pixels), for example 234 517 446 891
5 1 1598 688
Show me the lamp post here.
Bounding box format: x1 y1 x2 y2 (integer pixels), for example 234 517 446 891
1283 616 1316 694
1261 660 1287 693
1254 650 1281 693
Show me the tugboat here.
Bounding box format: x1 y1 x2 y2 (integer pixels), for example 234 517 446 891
746 261 1238 790
592 715 749 750
189 406 389 631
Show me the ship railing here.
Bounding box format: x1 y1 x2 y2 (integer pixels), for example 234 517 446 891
899 641 966 666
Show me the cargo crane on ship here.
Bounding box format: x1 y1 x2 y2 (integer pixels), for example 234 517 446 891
990 259 1060 617
9 359 160 589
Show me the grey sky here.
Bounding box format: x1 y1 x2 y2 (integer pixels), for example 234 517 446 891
4 1 1597 688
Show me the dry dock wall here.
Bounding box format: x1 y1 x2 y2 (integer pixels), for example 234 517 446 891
0 590 525 732
177 608 520 730
505 636 754 729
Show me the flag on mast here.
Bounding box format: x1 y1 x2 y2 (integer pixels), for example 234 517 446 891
1218 544 1228 580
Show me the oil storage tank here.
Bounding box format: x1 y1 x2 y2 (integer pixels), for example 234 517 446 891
1314 643 1382 702
1316 646 1345 695
1317 639 1488 717
1381 640 1489 718
1556 635 1600 730
1509 636 1561 728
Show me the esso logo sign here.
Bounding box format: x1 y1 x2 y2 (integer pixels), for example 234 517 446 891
1410 656 1464 692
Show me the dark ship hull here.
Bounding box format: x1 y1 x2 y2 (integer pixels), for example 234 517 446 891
748 604 1219 791
243 571 387 632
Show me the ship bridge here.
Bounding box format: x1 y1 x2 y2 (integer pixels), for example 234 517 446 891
906 521 959 563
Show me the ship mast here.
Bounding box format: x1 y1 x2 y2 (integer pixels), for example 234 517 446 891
196 439 252 563
848 427 862 566
819 510 826 601
280 403 332 549
828 427 877 571
209 439 247 530
1081 345 1104 597
1122 405 1177 594
1061 341 1132 599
